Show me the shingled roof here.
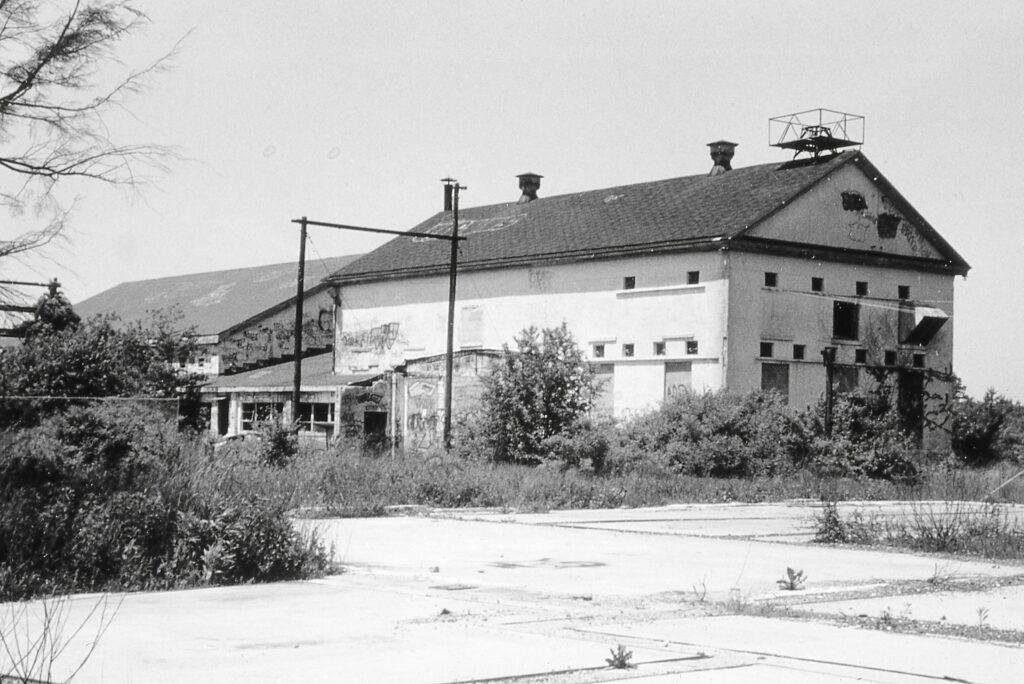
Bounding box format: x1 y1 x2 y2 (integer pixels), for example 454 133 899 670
328 151 968 284
77 255 360 338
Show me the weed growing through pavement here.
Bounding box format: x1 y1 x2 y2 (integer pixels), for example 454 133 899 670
605 644 634 669
977 607 990 628
776 567 806 591
691 579 707 602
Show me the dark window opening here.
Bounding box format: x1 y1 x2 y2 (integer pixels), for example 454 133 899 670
884 350 898 366
856 281 869 296
854 348 867 364
835 367 860 393
913 353 926 369
877 213 900 239
593 344 605 358
622 343 634 358
898 285 911 300
793 344 805 360
764 272 778 288
686 340 699 355
898 370 924 445
833 301 860 340
623 276 635 290
759 341 774 358
761 363 790 402
653 341 666 356
811 277 824 292
687 271 700 285
841 191 867 211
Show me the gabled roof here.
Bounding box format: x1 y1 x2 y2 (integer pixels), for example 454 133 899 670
76 255 361 337
329 152 968 283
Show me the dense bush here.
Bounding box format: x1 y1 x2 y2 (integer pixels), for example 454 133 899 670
479 324 599 464
256 417 300 467
615 390 809 478
0 404 330 600
952 389 1024 467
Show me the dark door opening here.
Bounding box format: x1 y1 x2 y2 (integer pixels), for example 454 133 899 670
898 370 924 445
363 411 388 453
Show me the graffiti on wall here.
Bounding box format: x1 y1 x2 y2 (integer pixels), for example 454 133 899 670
340 322 401 353
219 311 333 372
407 379 439 449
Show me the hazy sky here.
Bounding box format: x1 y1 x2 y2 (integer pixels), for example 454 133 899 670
4 1 1023 400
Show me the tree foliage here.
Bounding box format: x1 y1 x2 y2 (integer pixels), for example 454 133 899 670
0 1 175 285
480 323 599 463
952 388 1024 466
0 300 201 428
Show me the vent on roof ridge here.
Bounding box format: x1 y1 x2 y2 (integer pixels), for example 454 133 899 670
707 141 737 176
516 172 543 203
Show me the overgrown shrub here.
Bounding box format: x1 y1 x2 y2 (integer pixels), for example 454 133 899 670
952 389 1024 466
256 417 300 467
616 390 808 478
0 404 330 600
479 324 599 464
804 388 919 483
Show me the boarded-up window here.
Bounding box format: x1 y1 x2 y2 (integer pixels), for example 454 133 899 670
459 306 483 348
760 363 789 402
592 363 615 415
664 361 692 399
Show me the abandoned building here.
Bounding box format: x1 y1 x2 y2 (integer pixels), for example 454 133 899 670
324 113 969 451
74 256 362 436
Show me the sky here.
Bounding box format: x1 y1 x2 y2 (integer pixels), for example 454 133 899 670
3 1 1023 400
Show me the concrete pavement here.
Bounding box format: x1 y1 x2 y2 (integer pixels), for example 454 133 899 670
3 501 1024 683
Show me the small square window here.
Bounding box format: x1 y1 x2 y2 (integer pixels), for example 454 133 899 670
687 271 700 285
898 285 910 300
855 349 867 364
760 341 774 358
793 344 805 360
622 343 634 358
623 276 635 290
913 353 925 368
686 340 698 355
653 341 666 356
811 277 824 292
593 344 605 358
856 281 869 296
884 350 897 366
764 272 778 288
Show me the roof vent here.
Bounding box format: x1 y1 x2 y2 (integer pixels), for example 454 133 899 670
707 141 738 176
769 108 864 159
516 172 542 203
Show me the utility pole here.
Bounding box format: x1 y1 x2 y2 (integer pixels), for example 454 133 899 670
290 196 466 448
291 217 308 423
442 178 465 450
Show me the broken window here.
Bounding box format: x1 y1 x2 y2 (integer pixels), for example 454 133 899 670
298 402 335 432
687 271 700 285
877 213 900 239
898 285 911 301
593 343 605 359
653 341 666 356
835 367 859 393
855 349 867 364
241 401 284 431
759 341 774 358
686 340 699 355
841 191 866 211
623 276 635 290
884 350 898 366
764 272 778 288
760 363 790 402
856 281 869 296
833 301 859 340
793 344 805 360
622 343 634 358
913 353 926 369
811 277 824 293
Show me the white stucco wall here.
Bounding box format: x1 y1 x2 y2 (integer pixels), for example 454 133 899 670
335 250 729 416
